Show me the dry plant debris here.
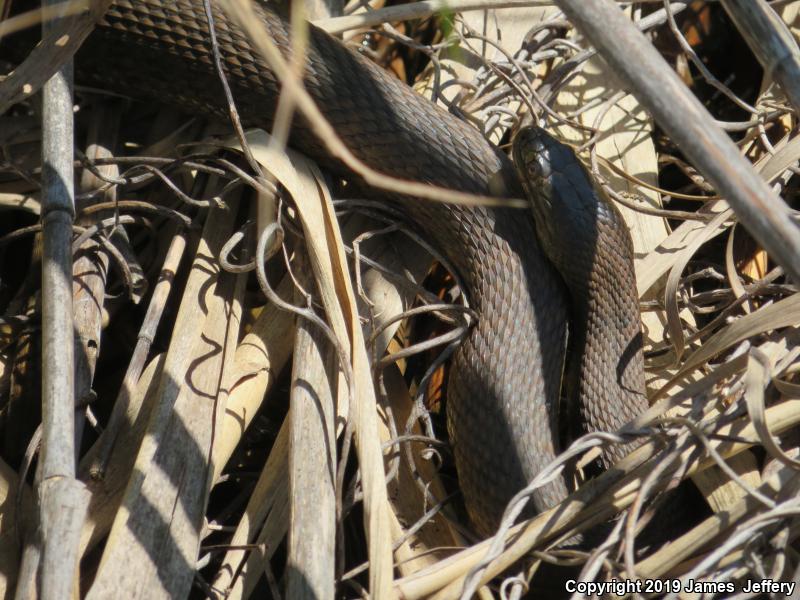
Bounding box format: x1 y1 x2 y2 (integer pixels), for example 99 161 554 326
0 0 799 598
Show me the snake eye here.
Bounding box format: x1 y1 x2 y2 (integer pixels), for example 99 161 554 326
526 152 550 183
519 134 549 177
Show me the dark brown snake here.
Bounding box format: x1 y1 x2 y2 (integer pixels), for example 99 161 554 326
4 0 649 535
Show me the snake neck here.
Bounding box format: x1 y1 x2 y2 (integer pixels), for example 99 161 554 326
557 203 649 467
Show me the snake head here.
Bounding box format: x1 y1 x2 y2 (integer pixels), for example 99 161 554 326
513 126 633 295
512 126 580 263
512 126 615 279
512 126 554 204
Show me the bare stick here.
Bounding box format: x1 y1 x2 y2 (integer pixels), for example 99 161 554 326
316 0 696 33
87 228 188 478
40 2 76 486
38 2 88 598
552 0 800 283
286 250 337 600
317 0 562 34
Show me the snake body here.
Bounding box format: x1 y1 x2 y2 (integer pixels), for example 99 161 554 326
5 0 647 534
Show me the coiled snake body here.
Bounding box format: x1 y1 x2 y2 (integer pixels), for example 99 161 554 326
6 0 648 534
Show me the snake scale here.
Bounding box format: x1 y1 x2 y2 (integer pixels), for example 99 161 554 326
4 0 649 535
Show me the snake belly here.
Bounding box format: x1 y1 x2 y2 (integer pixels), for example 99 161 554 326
3 0 648 535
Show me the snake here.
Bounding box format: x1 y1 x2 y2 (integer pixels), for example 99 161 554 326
3 0 649 535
